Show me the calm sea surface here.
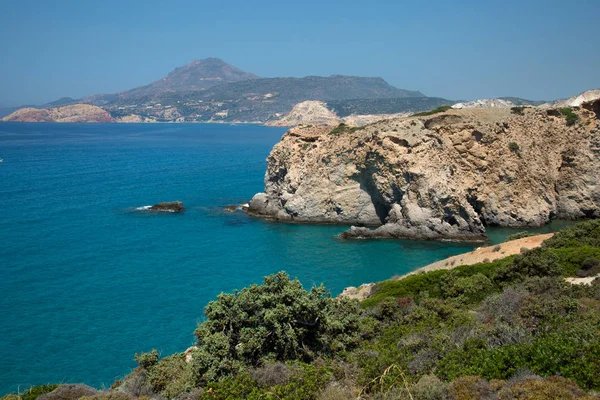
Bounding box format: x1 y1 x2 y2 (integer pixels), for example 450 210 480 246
0 123 571 394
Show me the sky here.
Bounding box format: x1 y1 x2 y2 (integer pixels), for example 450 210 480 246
0 0 598 106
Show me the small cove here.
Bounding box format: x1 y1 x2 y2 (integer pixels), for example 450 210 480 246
0 123 573 394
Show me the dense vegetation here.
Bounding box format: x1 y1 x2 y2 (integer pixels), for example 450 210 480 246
4 221 600 400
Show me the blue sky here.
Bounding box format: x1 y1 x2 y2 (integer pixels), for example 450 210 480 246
0 0 598 105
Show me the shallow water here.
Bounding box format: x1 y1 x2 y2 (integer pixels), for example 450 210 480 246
0 123 571 394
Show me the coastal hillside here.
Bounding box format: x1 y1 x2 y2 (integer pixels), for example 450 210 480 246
3 221 599 399
327 97 455 117
103 75 424 123
1 104 114 123
249 98 600 241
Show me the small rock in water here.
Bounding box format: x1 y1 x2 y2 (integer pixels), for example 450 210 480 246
149 201 185 212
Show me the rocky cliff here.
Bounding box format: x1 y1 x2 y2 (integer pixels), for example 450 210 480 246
1 104 114 123
248 99 600 241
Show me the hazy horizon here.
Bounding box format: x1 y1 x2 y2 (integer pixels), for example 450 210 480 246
1 0 599 106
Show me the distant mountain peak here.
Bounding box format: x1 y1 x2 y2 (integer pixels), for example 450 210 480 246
119 58 259 99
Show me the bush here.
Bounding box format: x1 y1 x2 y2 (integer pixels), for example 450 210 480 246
500 375 591 399
560 107 580 126
446 376 492 400
410 374 447 400
135 349 159 369
478 286 529 324
249 363 293 387
507 232 534 241
543 220 600 249
412 106 452 117
35 385 97 400
508 142 520 153
511 106 527 115
442 272 494 304
494 248 561 283
577 257 600 277
146 353 197 398
20 385 59 400
193 272 361 381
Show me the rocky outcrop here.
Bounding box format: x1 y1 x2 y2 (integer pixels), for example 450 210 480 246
267 101 340 126
452 99 515 109
149 201 185 212
1 104 115 123
267 100 412 127
339 283 375 300
249 99 600 240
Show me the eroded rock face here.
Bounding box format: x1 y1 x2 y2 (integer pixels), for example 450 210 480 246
149 201 185 212
249 101 600 240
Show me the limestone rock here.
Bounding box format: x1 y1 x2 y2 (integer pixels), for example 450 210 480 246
266 100 411 127
249 99 600 240
339 283 375 301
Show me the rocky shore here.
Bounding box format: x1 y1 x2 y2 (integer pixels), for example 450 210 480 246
249 99 600 240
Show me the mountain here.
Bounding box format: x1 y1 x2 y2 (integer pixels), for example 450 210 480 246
102 74 425 123
200 75 423 102
1 58 426 123
117 58 260 100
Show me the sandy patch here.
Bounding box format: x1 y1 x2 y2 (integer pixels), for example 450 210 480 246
394 233 555 280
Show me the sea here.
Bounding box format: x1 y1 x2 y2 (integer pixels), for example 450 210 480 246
0 123 572 394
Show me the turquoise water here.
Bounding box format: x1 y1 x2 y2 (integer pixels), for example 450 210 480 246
0 123 569 394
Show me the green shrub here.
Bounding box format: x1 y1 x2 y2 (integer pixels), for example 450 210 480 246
30 385 97 400
446 376 492 400
146 353 197 398
328 123 361 136
507 232 534 241
500 375 591 400
511 106 527 115
410 374 447 400
577 257 600 277
543 220 600 249
135 349 159 369
193 272 361 381
551 246 600 276
508 142 520 153
20 385 58 400
441 272 494 304
361 271 447 307
494 248 561 283
560 107 580 126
